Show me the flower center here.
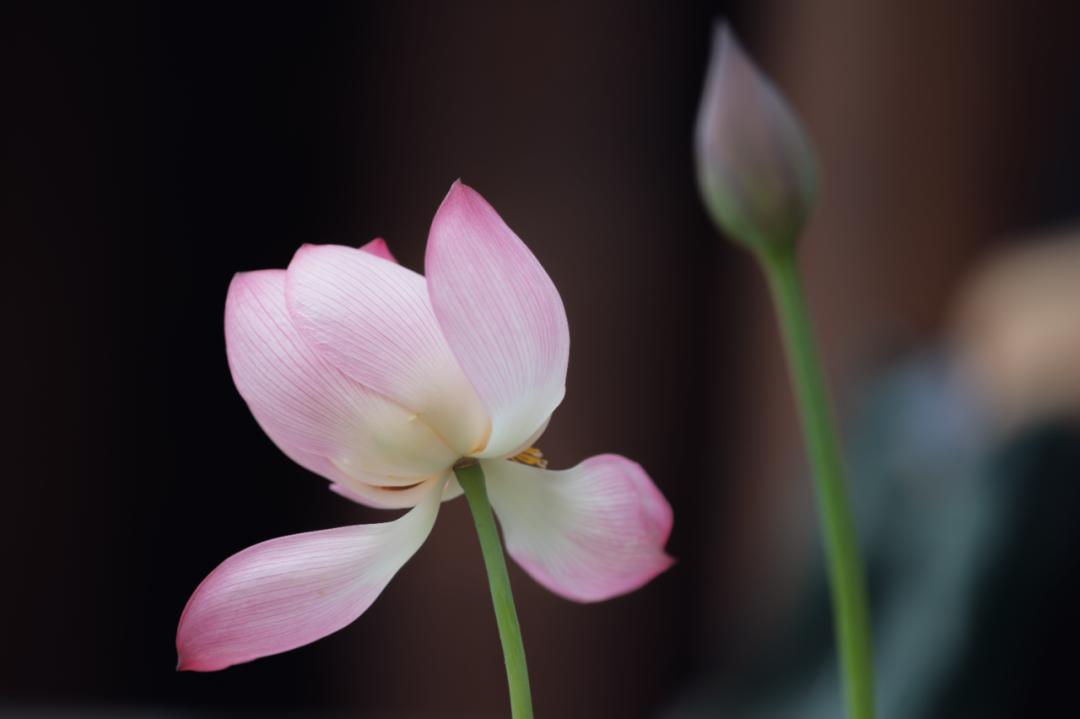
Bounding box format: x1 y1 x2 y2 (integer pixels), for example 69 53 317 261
453 456 479 470
509 446 548 469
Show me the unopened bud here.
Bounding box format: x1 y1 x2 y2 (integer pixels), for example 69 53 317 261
695 23 817 253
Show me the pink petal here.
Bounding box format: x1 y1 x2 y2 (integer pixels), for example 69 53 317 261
177 481 444 671
359 237 397 263
482 455 673 602
285 244 490 457
426 182 570 458
226 270 457 485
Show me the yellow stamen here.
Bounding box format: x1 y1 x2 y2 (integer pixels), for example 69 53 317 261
510 446 548 469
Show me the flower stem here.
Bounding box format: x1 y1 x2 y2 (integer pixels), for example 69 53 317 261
455 462 534 719
758 247 876 719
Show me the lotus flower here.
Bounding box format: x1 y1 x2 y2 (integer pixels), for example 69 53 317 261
176 181 674 671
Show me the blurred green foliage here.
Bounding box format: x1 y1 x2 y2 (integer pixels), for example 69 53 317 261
672 355 1080 718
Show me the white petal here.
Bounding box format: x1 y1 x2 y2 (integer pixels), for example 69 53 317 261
482 455 673 602
329 471 461 510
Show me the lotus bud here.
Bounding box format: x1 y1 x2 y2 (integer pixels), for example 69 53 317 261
695 23 817 254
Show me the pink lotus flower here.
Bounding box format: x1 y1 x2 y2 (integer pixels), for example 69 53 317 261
176 181 674 671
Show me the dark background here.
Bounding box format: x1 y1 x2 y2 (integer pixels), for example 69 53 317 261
5 1 1080 717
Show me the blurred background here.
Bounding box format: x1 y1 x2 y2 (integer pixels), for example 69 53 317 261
5 1 1080 716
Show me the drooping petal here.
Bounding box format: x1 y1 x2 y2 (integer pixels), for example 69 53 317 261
482 455 673 602
359 237 397 263
177 480 444 671
285 244 490 457
226 270 457 483
426 182 570 458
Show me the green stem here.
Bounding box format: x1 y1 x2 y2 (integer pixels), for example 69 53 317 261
455 462 534 719
759 247 876 719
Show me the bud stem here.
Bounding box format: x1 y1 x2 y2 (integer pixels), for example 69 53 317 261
456 462 534 719
759 246 876 719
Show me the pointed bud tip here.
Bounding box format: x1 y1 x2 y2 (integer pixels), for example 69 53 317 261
709 21 737 63
695 21 817 254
